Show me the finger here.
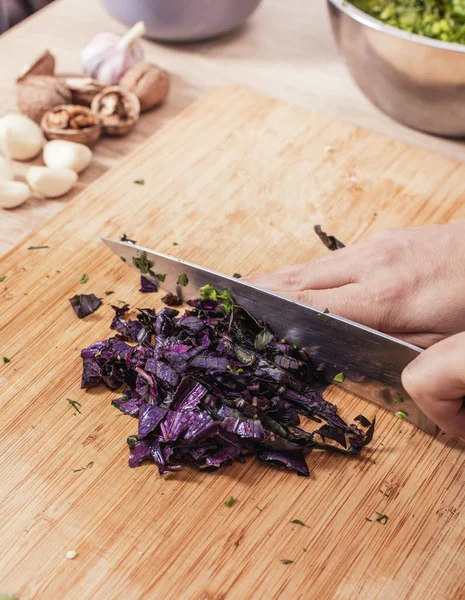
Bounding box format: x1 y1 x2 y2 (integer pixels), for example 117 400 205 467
388 332 446 349
402 332 465 439
282 284 384 330
245 250 358 292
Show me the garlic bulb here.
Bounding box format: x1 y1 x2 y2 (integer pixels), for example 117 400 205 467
26 166 77 198
0 157 14 181
0 114 45 161
43 140 92 174
0 181 31 209
81 21 146 85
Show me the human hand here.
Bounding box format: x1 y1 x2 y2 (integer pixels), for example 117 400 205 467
402 332 465 439
247 223 465 348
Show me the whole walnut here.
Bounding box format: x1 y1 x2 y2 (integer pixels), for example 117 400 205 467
119 62 170 112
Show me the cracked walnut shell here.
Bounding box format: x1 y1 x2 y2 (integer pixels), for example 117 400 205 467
16 75 72 123
91 86 140 137
41 104 101 147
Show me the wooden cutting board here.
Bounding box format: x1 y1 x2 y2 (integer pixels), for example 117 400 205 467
1 87 464 600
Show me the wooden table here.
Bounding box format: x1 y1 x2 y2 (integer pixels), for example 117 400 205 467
0 0 465 257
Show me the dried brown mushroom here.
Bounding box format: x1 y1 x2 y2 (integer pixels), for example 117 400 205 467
16 75 72 123
62 77 106 107
41 104 101 147
119 62 170 112
17 50 56 82
91 86 140 136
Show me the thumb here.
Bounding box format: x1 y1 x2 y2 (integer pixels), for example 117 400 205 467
402 332 465 439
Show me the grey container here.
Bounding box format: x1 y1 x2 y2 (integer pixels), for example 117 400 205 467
100 0 263 43
328 0 465 138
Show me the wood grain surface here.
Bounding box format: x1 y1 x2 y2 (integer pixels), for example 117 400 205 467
0 87 464 600
1 0 465 257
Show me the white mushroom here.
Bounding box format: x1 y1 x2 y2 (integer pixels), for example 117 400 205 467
0 114 45 160
0 181 31 209
43 140 92 174
0 157 14 181
26 166 77 198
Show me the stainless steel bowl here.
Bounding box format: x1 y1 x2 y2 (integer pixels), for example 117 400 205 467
100 0 263 43
327 0 465 137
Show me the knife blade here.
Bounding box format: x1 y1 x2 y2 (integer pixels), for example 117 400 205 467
102 237 437 435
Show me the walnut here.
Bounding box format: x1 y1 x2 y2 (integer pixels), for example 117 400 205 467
62 77 106 107
91 86 140 136
120 62 170 112
41 105 101 147
16 75 72 123
17 50 56 82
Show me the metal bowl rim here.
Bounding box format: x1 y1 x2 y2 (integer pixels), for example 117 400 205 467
327 0 465 54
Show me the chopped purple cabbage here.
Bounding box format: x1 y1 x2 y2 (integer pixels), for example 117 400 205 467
139 276 158 293
69 294 102 319
80 293 374 477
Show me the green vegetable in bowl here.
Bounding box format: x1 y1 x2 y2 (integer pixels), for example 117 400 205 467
350 0 465 44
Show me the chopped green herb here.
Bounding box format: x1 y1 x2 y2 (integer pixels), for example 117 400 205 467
350 0 465 45
120 256 126 262
254 328 274 352
27 245 49 250
0 276 5 283
333 372 345 383
133 251 154 276
104 291 115 296
395 397 404 404
281 559 294 565
172 242 179 246
292 343 298 349
323 308 330 314
375 512 389 525
79 274 88 284
291 519 308 527
224 495 235 507
56 270 61 273
117 300 128 305
134 179 145 185
379 489 389 497
86 461 94 469
3 357 11 364
67 398 82 414
395 409 408 420
199 284 233 313
127 435 139 450
233 273 242 279
155 273 166 282
303 548 307 552
177 273 189 287
365 517 373 522
236 368 244 373
73 469 83 473
256 506 263 512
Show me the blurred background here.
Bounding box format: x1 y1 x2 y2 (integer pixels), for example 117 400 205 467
1 0 52 32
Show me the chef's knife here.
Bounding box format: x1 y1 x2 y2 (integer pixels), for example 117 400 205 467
103 237 437 435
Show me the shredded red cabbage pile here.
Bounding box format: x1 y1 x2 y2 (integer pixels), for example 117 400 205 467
80 295 374 477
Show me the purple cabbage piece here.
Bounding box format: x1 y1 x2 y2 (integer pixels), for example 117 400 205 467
79 290 374 478
190 355 231 371
161 292 182 307
138 403 167 438
170 378 207 411
257 450 310 477
129 441 151 467
221 416 265 440
69 294 102 319
139 276 158 293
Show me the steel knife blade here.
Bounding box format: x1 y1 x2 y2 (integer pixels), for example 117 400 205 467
102 237 436 434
